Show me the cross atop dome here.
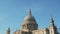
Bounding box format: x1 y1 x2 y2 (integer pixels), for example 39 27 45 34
28 8 32 16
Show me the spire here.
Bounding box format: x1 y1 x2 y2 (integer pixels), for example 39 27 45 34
28 8 32 16
50 16 54 26
8 27 10 31
7 27 10 34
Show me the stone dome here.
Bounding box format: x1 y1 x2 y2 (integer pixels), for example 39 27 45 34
24 14 35 21
22 9 38 31
23 9 36 24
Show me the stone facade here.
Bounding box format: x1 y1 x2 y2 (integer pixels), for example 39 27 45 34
6 9 58 34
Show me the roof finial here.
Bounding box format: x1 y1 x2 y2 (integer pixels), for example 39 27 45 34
50 13 54 22
28 8 32 16
50 14 53 20
7 27 10 34
50 15 54 26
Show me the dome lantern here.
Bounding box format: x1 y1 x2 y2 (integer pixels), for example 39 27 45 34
28 8 32 16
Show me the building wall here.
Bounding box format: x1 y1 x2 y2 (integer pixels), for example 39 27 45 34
32 28 49 34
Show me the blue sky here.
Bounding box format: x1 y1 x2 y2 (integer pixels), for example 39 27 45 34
0 0 60 34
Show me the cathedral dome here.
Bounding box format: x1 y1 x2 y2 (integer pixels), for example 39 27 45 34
24 14 35 21
22 9 38 31
23 9 36 24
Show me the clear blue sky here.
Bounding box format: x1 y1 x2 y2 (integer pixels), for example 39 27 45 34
0 0 60 34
